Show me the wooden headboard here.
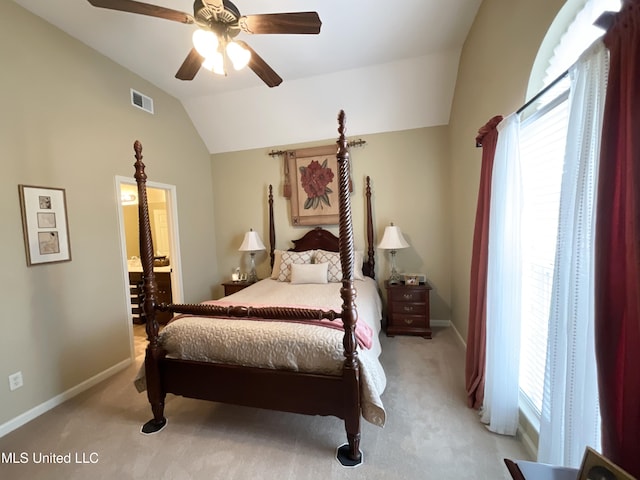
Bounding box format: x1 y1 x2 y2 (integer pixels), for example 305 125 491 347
290 228 340 252
267 176 376 279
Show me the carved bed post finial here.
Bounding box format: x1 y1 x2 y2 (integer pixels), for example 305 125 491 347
338 110 347 150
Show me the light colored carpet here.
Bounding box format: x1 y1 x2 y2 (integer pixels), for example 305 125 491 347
0 327 531 479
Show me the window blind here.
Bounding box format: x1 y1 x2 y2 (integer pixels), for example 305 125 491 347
518 91 570 415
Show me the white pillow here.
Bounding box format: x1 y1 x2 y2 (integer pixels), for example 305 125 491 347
270 250 284 279
314 249 365 281
290 262 328 284
276 250 314 282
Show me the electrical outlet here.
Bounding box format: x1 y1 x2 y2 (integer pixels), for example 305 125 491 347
9 371 23 391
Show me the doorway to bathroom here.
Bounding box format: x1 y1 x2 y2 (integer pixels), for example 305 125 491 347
115 176 183 359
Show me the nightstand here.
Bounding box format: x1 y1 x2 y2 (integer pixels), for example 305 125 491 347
385 281 432 338
222 280 254 296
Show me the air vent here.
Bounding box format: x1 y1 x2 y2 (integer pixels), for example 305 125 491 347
130 89 154 114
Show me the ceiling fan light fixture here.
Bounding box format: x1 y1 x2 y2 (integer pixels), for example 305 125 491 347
226 41 251 71
202 52 225 76
192 28 218 58
86 1 321 87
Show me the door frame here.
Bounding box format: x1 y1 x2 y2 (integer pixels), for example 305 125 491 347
114 175 184 359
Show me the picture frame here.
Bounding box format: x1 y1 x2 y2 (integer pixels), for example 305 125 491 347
18 185 72 266
285 145 351 226
578 447 635 480
405 275 420 286
403 273 426 285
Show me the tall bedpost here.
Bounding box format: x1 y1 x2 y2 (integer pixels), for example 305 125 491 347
335 111 362 466
268 184 275 269
365 176 375 279
133 141 167 434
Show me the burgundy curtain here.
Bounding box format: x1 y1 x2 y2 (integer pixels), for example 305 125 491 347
595 1 640 477
465 115 503 409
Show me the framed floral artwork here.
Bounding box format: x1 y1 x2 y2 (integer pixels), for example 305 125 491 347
18 185 72 266
285 145 350 226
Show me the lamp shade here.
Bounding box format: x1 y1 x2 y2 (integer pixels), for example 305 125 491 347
378 223 409 250
226 41 251 70
192 29 218 59
238 229 266 252
202 52 225 76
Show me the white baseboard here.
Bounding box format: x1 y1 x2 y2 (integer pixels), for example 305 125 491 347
431 319 451 328
0 358 131 438
449 321 467 349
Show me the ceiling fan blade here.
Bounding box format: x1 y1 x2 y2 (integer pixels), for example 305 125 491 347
87 0 194 24
236 41 282 88
175 48 204 81
239 12 322 35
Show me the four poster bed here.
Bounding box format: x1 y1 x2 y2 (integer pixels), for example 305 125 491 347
132 111 384 466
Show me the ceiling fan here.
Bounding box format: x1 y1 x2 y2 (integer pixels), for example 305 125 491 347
87 0 322 87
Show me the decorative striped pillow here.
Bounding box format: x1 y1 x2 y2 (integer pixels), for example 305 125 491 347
276 250 314 282
314 249 365 282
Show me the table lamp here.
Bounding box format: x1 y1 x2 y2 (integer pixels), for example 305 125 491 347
378 222 410 284
238 228 266 283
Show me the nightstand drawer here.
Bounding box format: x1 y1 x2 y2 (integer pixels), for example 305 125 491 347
390 301 426 315
392 314 427 329
391 290 427 303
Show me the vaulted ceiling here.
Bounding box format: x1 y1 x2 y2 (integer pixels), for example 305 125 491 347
13 0 482 153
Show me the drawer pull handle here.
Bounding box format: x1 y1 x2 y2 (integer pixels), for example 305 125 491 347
403 293 412 300
404 318 414 325
403 306 414 312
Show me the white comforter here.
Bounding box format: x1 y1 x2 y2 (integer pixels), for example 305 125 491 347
138 278 387 427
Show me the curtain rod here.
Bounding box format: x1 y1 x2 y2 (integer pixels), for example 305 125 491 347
476 10 615 147
475 68 570 147
516 68 569 115
514 10 616 116
268 138 367 157
516 11 618 114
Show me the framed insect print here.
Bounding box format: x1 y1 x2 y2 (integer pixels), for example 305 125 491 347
18 185 72 266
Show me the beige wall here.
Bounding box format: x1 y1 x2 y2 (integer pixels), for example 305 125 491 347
0 2 217 428
448 0 566 341
210 126 453 321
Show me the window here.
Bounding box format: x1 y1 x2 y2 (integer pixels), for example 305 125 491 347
518 0 621 423
519 91 570 415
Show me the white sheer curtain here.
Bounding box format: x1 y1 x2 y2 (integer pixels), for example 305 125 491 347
537 41 608 467
481 114 522 435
